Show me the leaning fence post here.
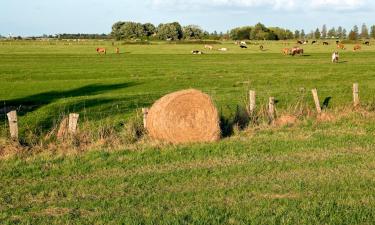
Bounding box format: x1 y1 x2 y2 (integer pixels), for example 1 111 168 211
68 113 79 134
142 108 149 129
268 97 275 123
6 110 18 140
353 83 359 107
249 90 256 115
311 89 322 114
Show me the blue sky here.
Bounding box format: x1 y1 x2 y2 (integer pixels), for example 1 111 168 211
1 0 374 36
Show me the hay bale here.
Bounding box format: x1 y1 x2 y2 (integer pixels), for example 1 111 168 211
146 89 220 144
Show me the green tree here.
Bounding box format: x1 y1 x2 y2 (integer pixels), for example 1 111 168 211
183 25 204 39
370 25 375 39
349 25 359 40
337 26 343 39
111 21 126 40
314 28 321 39
342 29 347 39
269 27 293 40
143 23 156 37
321 24 327 39
300 29 305 39
294 30 300 39
327 27 336 38
157 22 183 40
229 26 252 40
360 23 369 39
120 22 145 40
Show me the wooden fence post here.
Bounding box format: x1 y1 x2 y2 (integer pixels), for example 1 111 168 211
268 97 275 122
311 89 322 114
6 110 18 140
353 83 359 107
68 113 79 134
249 90 256 115
142 108 149 129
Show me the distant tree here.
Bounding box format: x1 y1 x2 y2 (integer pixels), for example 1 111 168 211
337 26 343 39
360 23 369 39
230 26 252 40
348 25 359 40
111 21 126 40
371 25 375 39
342 29 347 39
183 25 204 39
294 30 300 39
250 23 278 40
308 30 314 39
300 29 306 39
321 24 327 39
143 23 156 37
327 27 336 38
120 22 145 39
157 22 183 40
269 27 293 40
314 28 321 39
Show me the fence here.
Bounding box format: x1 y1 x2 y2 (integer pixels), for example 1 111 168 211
4 83 362 142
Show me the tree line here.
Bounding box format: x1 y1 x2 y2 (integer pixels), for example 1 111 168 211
295 24 375 40
2 22 375 41
111 21 375 41
111 21 226 41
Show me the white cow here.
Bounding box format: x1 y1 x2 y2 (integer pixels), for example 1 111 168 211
332 52 339 63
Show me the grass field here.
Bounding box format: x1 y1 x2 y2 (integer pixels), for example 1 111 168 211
1 40 375 224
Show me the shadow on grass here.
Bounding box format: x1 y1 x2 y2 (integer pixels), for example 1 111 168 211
1 82 139 116
220 105 250 138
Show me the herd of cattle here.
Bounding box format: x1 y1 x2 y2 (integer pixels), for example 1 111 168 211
97 40 371 63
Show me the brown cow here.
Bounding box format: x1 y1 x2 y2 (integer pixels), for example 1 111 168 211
353 44 361 51
282 48 290 55
291 47 304 56
337 44 345 50
116 47 120 54
96 47 106 55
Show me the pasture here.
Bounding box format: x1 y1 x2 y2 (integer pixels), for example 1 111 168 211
1 40 375 223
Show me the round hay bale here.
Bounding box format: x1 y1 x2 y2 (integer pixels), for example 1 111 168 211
146 89 220 144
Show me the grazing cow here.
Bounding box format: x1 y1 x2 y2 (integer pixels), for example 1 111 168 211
116 47 120 54
332 52 339 63
291 47 304 56
96 48 106 55
218 48 228 51
353 44 361 51
259 45 264 50
204 45 213 50
336 40 340 45
323 42 329 45
240 45 247 49
240 41 247 46
337 43 345 50
191 50 203 54
297 40 303 44
303 40 309 45
311 41 317 45
282 48 290 55
364 41 370 46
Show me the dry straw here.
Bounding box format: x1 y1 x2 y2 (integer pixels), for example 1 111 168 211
146 89 221 144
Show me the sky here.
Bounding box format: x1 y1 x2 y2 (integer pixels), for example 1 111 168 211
1 0 375 36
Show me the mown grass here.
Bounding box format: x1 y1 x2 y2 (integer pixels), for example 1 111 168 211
1 40 375 138
1 40 375 224
1 112 375 224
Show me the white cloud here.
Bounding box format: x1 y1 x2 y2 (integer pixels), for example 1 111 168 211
149 0 370 11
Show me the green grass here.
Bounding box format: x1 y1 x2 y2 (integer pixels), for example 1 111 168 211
1 40 375 224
